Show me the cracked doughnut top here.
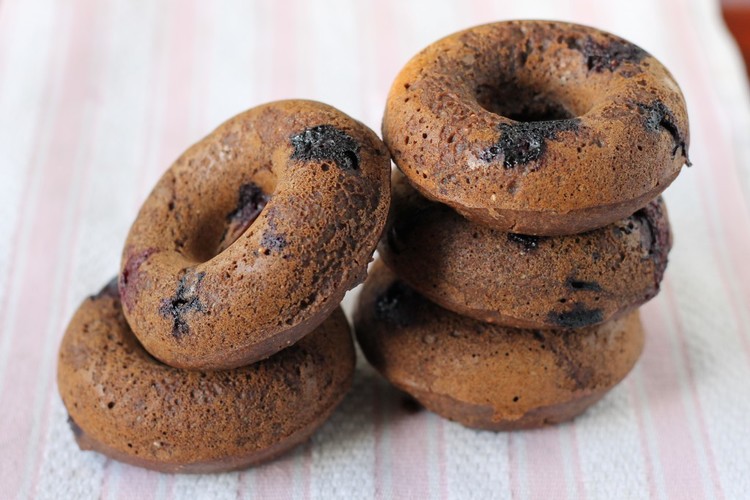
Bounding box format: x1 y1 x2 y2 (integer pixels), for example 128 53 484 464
120 100 390 370
382 21 690 235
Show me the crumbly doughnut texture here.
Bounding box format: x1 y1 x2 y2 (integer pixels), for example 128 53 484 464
58 279 355 473
120 100 390 370
379 173 671 329
354 263 644 430
383 20 689 235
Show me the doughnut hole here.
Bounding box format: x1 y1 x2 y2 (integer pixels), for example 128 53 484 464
183 169 280 262
474 81 579 122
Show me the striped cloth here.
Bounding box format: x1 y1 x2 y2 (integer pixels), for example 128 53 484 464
1 0 749 498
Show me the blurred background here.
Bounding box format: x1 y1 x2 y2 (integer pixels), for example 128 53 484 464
1 0 749 498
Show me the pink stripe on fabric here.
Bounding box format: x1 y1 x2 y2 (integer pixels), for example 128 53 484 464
98 459 112 500
252 455 300 499
625 376 660 499
387 401 431 498
567 426 587 500
663 279 725 499
437 419 448 500
507 433 522 500
524 429 569 500
638 303 707 499
0 0 49 366
268 0 300 102
0 0 99 494
150 0 200 189
372 0 402 122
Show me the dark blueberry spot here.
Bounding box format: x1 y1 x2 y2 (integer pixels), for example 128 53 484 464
120 248 159 288
637 100 690 163
290 125 360 170
566 278 602 292
548 304 604 328
67 414 83 438
480 120 580 168
567 35 647 73
542 330 594 389
631 199 671 285
375 281 413 327
507 233 542 251
226 183 269 225
159 271 206 338
217 183 270 252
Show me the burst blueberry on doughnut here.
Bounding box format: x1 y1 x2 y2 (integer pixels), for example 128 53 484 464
382 21 689 235
354 263 644 430
379 172 671 329
119 100 390 370
58 279 355 473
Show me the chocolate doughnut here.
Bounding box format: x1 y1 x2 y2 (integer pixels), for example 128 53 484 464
58 279 355 473
354 262 644 430
382 21 689 235
379 173 671 329
120 100 390 370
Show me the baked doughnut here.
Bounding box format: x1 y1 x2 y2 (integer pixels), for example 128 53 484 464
379 173 671 329
382 21 689 235
120 100 390 370
58 279 355 473
354 262 644 430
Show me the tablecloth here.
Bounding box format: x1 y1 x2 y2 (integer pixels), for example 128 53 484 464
1 0 750 498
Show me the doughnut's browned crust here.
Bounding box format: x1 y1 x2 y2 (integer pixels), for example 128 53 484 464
379 173 671 329
354 263 644 430
58 280 355 473
382 21 689 235
120 100 390 370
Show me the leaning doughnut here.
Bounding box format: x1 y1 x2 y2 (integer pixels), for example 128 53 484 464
120 100 390 370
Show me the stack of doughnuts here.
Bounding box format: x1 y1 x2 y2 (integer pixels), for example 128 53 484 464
57 100 391 472
355 21 689 430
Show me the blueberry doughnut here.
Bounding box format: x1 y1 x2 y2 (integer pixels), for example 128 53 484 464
120 100 390 370
379 173 671 329
354 262 644 430
58 279 355 473
382 21 689 235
